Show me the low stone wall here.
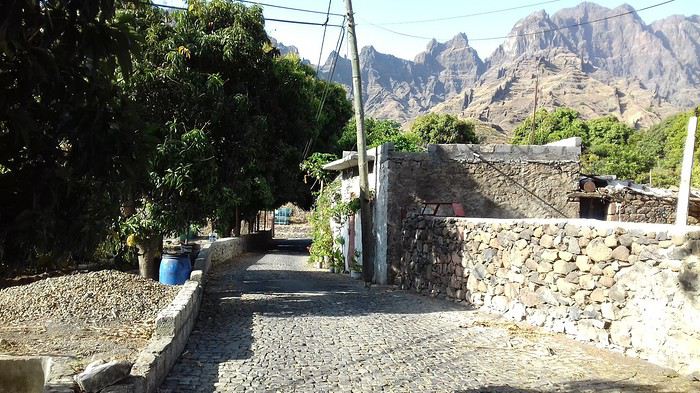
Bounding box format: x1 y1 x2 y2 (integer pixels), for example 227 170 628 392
398 216 700 375
109 237 249 393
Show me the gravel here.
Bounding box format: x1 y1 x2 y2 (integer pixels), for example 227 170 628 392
0 270 179 325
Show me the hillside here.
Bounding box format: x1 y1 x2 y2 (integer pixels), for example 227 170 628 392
317 2 700 133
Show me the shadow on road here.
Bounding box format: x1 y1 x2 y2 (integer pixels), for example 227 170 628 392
162 240 694 393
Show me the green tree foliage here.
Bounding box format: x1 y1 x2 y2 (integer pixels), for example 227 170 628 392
122 0 350 239
410 113 479 145
0 0 140 272
338 118 422 152
511 107 700 187
0 0 351 275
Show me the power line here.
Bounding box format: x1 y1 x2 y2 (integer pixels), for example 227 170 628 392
362 0 675 42
471 0 675 41
303 17 347 159
375 0 562 25
314 0 333 77
147 2 344 27
233 0 344 17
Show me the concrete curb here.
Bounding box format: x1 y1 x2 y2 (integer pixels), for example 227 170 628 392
45 236 250 393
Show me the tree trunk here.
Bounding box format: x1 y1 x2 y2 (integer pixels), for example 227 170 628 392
136 235 162 280
233 207 241 237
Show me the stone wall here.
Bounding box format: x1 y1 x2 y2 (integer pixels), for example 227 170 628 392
602 192 700 225
386 144 580 283
398 215 700 375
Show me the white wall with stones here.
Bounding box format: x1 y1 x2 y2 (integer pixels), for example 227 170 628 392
398 215 700 375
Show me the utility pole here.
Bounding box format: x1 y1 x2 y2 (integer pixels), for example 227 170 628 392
676 113 699 226
529 58 540 144
344 0 373 283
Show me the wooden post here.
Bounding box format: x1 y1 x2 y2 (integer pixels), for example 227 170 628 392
676 115 698 226
345 0 373 283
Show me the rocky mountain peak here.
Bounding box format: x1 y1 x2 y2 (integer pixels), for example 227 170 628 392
316 2 699 132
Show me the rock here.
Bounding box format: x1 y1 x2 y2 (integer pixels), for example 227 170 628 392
598 276 615 288
558 251 574 262
578 237 590 248
575 255 591 272
604 235 618 248
0 270 178 325
541 250 558 262
507 302 526 321
533 227 544 238
520 288 541 307
586 239 613 262
608 285 627 303
565 271 580 284
591 263 604 276
573 290 589 305
567 239 581 255
610 319 633 347
556 278 578 296
507 271 525 284
602 266 617 278
618 234 633 247
537 261 553 273
553 260 572 274
74 360 133 393
536 287 560 306
579 274 597 290
600 302 616 320
611 246 630 262
590 288 606 302
540 234 554 248
491 296 509 312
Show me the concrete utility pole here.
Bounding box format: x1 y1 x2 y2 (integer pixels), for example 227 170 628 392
529 58 541 144
676 114 699 226
344 0 373 283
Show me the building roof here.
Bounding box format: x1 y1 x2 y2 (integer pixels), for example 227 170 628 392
322 153 375 171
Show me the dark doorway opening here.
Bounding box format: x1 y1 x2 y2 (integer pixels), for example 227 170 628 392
579 197 608 220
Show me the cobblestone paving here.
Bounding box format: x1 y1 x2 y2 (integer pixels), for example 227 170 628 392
161 247 700 392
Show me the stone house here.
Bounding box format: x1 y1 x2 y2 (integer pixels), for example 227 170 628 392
575 176 700 224
323 142 582 284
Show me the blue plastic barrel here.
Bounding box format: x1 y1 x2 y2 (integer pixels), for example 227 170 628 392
159 253 191 285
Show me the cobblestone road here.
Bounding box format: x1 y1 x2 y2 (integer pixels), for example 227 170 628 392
161 245 699 392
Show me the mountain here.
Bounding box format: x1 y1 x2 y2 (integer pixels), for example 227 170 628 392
320 33 484 123
317 2 700 133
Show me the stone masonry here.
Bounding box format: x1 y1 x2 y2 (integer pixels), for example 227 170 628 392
398 215 700 375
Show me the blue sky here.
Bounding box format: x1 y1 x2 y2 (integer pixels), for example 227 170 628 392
158 0 696 63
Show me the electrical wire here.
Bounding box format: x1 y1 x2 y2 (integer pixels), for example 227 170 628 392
233 0 344 17
146 2 344 27
470 0 675 41
302 17 347 159
361 0 675 42
375 0 562 25
314 0 333 78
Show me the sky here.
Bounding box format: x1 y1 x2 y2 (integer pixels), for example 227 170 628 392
157 0 697 64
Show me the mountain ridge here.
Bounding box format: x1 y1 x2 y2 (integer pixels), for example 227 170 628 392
314 2 699 134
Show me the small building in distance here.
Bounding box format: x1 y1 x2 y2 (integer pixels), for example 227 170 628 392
574 176 700 224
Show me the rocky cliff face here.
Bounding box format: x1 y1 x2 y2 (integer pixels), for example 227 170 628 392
318 2 699 131
320 34 484 122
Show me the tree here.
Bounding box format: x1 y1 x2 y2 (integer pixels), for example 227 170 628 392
338 118 422 152
410 113 478 145
120 0 351 275
510 107 700 187
0 0 139 273
511 108 588 145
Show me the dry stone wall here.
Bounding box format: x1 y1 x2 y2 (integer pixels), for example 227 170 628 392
604 191 700 225
386 143 580 283
398 215 700 375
